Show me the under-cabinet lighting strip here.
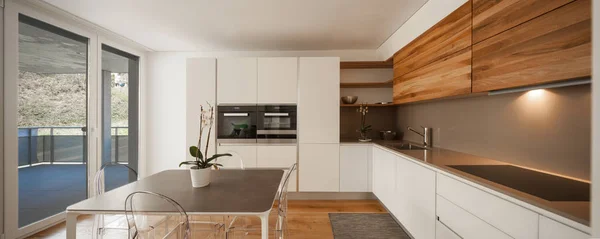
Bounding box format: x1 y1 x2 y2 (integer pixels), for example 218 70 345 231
487 78 591 96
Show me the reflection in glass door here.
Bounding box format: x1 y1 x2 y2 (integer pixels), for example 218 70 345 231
17 14 88 228
101 45 139 191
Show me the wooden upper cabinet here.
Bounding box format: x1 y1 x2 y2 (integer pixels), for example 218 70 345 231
394 48 472 104
393 2 471 77
392 1 472 104
472 0 591 92
473 0 575 44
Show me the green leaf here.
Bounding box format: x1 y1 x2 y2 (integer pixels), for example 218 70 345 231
179 161 200 167
205 153 232 164
189 146 203 160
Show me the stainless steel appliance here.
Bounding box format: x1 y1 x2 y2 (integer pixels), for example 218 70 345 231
217 105 257 144
257 105 297 143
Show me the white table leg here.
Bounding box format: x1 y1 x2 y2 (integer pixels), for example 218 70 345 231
260 212 269 239
66 212 80 239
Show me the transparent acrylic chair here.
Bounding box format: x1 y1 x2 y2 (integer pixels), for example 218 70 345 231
125 191 191 239
92 162 138 239
226 163 297 239
215 151 245 169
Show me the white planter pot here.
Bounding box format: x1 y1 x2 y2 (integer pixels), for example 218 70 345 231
190 167 212 188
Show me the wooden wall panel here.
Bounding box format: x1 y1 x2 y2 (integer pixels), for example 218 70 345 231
393 48 472 104
473 0 574 44
393 2 471 77
472 0 591 93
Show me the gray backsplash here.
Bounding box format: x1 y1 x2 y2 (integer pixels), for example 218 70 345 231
340 106 400 140
396 84 591 180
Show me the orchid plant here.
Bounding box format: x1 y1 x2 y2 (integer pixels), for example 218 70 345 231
179 103 231 169
356 103 372 140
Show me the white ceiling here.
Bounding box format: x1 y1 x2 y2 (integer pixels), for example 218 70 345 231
43 0 428 52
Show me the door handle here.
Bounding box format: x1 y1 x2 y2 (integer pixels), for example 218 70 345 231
264 113 289 117
223 113 249 117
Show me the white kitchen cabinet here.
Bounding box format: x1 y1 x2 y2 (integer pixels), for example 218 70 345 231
186 58 217 161
539 216 589 239
437 195 511 239
298 57 340 144
437 173 539 239
394 155 436 239
216 145 257 168
298 143 339 192
371 147 396 206
217 58 257 104
257 145 297 191
435 220 461 239
257 57 298 104
339 145 371 192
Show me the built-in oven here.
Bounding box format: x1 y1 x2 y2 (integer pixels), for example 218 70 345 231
217 105 257 144
257 105 297 143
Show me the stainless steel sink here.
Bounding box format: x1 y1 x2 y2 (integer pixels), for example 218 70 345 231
388 143 428 150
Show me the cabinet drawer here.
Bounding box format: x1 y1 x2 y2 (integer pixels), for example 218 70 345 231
257 145 297 192
437 174 538 239
437 195 511 239
539 215 588 239
256 145 297 168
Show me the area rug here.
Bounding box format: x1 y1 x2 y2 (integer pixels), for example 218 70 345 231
328 213 411 239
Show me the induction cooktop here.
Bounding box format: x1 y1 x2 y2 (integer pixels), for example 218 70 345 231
449 165 590 202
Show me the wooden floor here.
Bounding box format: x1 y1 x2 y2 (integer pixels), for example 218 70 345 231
28 200 387 239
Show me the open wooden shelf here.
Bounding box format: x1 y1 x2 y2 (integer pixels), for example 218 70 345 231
340 103 395 107
340 79 393 88
340 61 393 69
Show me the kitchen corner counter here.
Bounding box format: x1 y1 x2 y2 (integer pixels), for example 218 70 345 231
341 137 590 228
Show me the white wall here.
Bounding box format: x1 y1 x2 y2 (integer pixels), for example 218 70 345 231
145 50 376 175
376 0 467 60
591 0 600 236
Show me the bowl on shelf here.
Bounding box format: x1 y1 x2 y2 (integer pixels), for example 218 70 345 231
341 96 358 104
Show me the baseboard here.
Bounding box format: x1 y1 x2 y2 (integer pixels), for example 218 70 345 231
288 192 376 200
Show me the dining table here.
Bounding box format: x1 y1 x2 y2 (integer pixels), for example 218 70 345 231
66 169 285 239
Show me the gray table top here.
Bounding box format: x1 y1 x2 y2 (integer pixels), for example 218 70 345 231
67 169 284 214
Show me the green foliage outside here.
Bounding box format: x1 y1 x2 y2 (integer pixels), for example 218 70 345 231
18 71 129 135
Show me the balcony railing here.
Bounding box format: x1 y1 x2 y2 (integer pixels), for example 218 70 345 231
18 126 128 167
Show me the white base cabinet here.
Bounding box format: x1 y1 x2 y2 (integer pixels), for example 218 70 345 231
372 146 436 239
539 216 589 239
372 147 396 205
257 145 297 192
436 195 511 239
435 220 461 239
299 143 340 192
394 154 436 239
437 174 538 239
369 145 587 239
339 145 371 192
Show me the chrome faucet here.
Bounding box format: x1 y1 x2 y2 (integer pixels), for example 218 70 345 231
407 126 432 148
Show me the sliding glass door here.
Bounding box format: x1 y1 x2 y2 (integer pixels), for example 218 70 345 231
100 44 139 191
16 14 89 228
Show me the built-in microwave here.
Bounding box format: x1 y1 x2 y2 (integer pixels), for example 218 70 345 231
216 105 257 144
257 105 297 143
